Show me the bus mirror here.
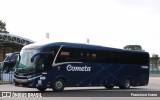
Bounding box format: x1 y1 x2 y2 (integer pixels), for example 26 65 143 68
11 52 20 62
31 54 37 63
31 57 34 63
31 53 42 62
31 52 52 63
31 53 42 63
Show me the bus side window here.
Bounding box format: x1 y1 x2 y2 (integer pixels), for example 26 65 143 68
80 53 84 57
56 51 70 63
86 53 90 58
92 54 96 59
61 51 70 58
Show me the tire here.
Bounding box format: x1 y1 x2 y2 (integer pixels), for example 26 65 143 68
119 78 131 89
37 87 47 92
52 78 65 92
104 85 114 89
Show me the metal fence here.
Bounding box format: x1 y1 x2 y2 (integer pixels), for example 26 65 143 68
0 71 14 84
150 65 160 74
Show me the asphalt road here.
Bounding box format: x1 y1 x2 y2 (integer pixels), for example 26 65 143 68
0 77 160 100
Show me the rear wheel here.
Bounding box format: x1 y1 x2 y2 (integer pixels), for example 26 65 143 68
52 78 65 92
119 78 131 89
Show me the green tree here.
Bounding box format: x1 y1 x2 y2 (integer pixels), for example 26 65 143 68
123 45 143 51
0 20 9 33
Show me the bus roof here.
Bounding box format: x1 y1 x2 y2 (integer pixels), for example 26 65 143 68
24 42 149 54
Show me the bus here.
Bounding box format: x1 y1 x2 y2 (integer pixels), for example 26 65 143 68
1 53 19 73
12 42 150 92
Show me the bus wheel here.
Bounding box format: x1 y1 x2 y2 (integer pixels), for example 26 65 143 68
37 87 47 92
104 85 114 89
119 78 131 89
52 78 65 92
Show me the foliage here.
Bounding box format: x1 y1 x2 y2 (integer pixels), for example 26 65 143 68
151 54 159 60
123 45 143 51
152 54 159 58
150 54 159 69
0 20 9 33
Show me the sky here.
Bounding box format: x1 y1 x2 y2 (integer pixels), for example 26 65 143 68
0 0 160 56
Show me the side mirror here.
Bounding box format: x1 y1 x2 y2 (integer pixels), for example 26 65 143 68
31 53 39 63
31 52 52 63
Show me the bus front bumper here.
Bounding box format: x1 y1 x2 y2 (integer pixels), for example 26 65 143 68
13 77 38 88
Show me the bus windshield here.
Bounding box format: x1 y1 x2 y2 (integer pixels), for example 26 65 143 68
16 49 39 72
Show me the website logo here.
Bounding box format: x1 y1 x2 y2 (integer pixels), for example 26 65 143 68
2 92 11 98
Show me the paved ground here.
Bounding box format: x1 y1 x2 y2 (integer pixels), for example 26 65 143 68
0 77 160 100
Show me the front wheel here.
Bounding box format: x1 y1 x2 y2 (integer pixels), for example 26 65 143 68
104 85 114 89
37 87 47 92
52 78 65 92
119 78 131 89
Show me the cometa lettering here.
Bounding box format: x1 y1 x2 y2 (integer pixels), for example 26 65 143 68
67 64 91 71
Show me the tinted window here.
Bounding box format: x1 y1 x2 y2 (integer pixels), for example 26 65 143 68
55 47 149 65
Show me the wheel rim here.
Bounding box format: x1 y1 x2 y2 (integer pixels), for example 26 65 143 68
55 81 63 89
124 80 130 88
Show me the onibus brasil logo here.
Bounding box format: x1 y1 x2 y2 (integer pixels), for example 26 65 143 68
1 92 42 98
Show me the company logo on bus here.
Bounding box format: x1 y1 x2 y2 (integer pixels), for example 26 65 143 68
66 64 91 72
